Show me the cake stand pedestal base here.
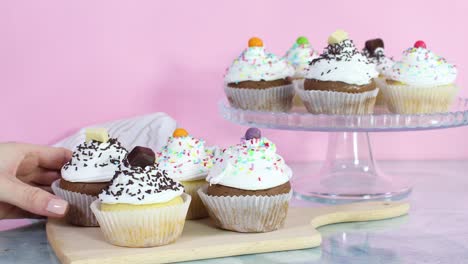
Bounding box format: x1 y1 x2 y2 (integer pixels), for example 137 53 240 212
292 132 412 203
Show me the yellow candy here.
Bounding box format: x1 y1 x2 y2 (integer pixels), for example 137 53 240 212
248 37 263 47
101 196 184 211
173 128 189 138
328 30 349 45
85 128 109 143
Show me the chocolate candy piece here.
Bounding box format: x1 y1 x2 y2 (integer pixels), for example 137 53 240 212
365 38 384 56
85 128 109 143
127 146 155 168
245 127 261 140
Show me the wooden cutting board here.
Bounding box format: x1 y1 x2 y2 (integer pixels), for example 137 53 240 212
47 201 409 264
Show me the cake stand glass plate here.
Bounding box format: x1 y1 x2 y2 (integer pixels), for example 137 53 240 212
219 98 468 202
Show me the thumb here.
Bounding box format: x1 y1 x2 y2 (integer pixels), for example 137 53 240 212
2 179 68 218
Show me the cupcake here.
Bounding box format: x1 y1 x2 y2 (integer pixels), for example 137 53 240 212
90 146 190 248
297 30 379 115
284 36 319 107
224 37 295 112
362 38 395 105
198 128 292 233
156 128 213 220
382 40 458 114
51 128 127 226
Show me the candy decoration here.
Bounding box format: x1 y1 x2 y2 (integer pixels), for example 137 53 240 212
127 146 155 168
365 38 384 56
414 40 427 49
173 128 189 138
248 37 263 47
296 36 309 45
328 30 349 45
245 127 261 140
85 128 109 143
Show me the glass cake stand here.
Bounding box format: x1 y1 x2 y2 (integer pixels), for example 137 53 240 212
219 97 468 202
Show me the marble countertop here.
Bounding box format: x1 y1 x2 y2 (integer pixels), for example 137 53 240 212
2 160 468 264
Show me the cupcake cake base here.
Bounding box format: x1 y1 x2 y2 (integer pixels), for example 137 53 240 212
225 84 294 112
382 83 458 114
296 85 379 115
198 186 292 233
51 180 100 227
90 193 191 248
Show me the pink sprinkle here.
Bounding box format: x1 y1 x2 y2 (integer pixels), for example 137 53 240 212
258 177 261 181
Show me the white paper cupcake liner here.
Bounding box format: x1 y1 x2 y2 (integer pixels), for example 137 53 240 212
181 179 208 220
51 180 99 227
296 85 379 115
374 77 387 106
90 193 191 248
224 84 294 112
292 79 305 107
198 186 291 233
381 83 459 114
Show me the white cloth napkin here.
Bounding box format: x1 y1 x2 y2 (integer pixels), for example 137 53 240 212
54 113 177 152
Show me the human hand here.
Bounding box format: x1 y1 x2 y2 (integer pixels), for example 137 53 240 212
0 143 72 219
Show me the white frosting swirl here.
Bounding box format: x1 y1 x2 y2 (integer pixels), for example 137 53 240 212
61 138 127 183
224 47 295 83
156 136 213 181
363 47 394 76
285 43 319 78
389 47 457 86
99 160 184 205
207 137 292 190
306 39 378 85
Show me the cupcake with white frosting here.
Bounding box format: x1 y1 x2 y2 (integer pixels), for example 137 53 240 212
52 128 128 226
224 37 295 112
198 127 292 233
297 30 379 114
362 38 395 105
90 146 190 248
383 40 458 114
284 36 319 107
156 128 213 219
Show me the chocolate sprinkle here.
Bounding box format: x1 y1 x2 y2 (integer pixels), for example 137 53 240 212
62 138 127 172
100 158 183 202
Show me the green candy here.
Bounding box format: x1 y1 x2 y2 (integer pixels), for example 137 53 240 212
296 36 309 45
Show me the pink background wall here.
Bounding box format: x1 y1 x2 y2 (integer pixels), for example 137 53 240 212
1 0 467 161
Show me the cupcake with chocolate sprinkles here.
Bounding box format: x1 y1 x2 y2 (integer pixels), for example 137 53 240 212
51 128 128 226
297 30 379 114
362 38 395 105
90 146 190 248
224 37 295 112
382 40 458 114
198 128 292 233
156 128 213 220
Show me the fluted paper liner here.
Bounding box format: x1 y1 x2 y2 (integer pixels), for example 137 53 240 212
51 180 99 227
90 193 191 248
198 186 291 233
292 79 305 107
374 77 387 106
296 85 378 115
381 83 458 114
181 179 208 220
224 84 294 112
